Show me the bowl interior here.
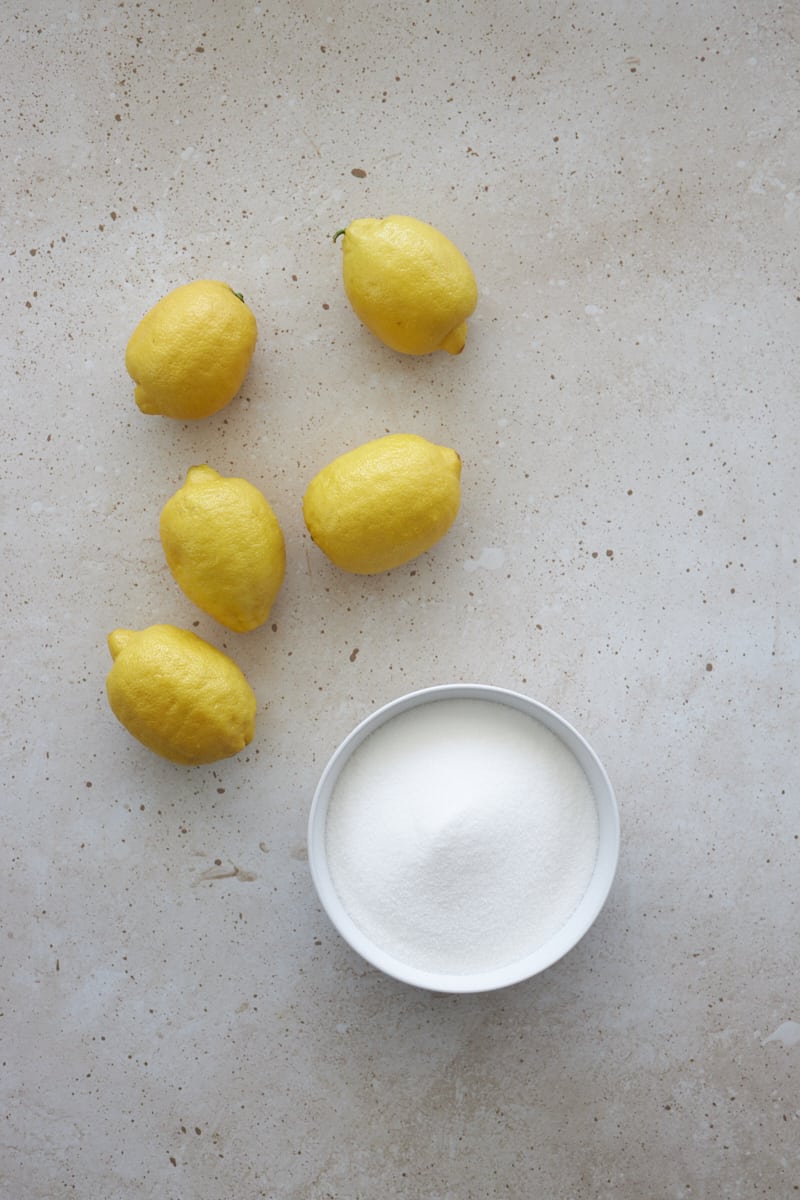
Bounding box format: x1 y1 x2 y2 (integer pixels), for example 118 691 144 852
308 684 619 993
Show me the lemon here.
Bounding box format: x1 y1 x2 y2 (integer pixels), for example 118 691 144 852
159 465 286 633
303 433 462 574
125 280 258 419
106 624 257 765
334 215 478 356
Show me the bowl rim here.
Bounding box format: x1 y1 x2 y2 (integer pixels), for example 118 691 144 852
307 683 620 994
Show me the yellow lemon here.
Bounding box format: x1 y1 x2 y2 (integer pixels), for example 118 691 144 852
159 465 286 633
334 215 478 356
105 624 257 765
125 280 258 419
303 433 462 574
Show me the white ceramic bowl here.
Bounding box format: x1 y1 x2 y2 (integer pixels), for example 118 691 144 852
307 684 619 993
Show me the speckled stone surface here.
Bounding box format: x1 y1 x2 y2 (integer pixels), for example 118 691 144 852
2 2 798 1196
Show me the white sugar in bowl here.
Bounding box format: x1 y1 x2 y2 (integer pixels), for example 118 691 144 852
307 684 619 994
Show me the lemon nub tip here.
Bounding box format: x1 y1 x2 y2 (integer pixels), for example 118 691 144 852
133 384 156 414
440 322 468 355
185 463 219 485
108 629 135 659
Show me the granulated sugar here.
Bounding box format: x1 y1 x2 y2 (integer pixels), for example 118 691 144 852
325 698 599 975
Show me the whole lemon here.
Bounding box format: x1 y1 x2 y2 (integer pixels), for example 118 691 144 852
160 465 286 633
105 624 257 765
334 215 478 356
303 433 462 574
125 280 258 419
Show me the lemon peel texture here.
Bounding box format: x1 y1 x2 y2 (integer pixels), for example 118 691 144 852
125 280 257 419
336 215 477 356
303 433 462 574
106 624 257 765
160 465 286 632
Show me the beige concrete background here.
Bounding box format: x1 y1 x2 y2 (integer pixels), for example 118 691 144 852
2 1 798 1196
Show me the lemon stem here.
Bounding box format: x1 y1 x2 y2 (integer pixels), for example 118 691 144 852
333 229 346 242
231 290 245 302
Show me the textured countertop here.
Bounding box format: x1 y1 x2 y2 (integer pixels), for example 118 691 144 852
2 2 798 1196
